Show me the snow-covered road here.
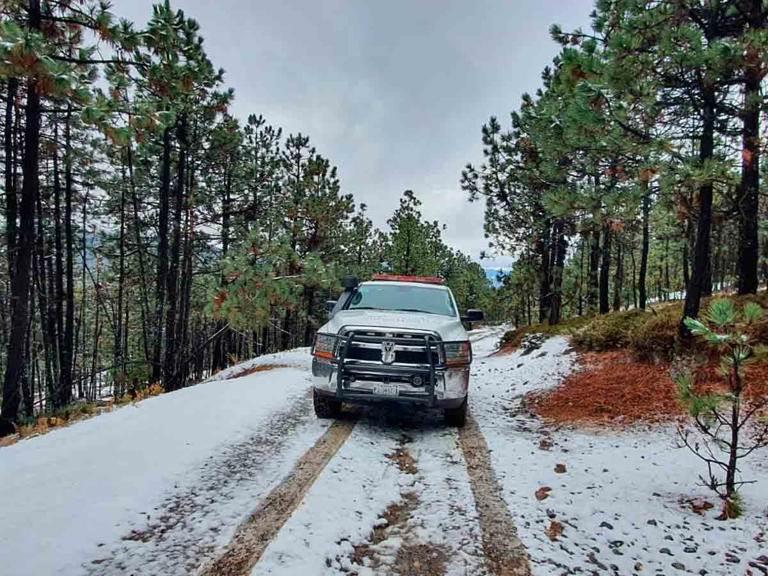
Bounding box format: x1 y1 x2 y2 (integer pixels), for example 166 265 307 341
2 325 767 576
0 349 329 576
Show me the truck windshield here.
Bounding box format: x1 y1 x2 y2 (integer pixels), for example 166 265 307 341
346 284 456 317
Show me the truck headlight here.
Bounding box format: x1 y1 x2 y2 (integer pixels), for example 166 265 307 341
312 333 337 360
444 341 471 366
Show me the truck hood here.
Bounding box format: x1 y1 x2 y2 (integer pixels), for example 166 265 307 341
319 309 468 341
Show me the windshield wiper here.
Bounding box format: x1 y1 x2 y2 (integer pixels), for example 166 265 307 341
392 308 440 315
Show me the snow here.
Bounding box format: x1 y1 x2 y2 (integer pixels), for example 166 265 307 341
0 348 326 576
3 324 767 576
205 347 311 381
254 418 487 575
472 336 768 575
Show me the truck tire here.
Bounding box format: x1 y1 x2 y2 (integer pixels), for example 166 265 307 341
313 389 341 419
444 398 467 427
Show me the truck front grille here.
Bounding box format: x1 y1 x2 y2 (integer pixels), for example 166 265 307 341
338 329 442 368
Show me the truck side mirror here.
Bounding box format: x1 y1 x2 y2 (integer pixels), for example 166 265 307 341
325 300 337 313
462 309 484 322
341 275 359 290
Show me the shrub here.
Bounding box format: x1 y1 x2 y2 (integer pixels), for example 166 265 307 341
630 306 680 362
572 310 648 351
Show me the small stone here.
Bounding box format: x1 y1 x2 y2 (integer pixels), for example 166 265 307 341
634 561 643 571
600 521 614 530
672 562 686 571
554 463 567 474
684 546 697 553
647 519 657 526
660 547 673 556
664 535 674 541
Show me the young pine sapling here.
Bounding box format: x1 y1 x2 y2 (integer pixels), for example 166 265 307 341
675 299 767 518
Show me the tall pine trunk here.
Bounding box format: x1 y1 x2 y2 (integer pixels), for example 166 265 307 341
4 78 17 271
548 220 567 325
537 222 552 323
681 87 716 338
588 226 600 314
2 0 41 425
735 0 762 294
163 115 187 391
599 222 612 314
639 180 650 310
613 237 624 311
152 127 172 382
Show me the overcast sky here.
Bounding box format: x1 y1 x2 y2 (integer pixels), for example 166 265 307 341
114 0 594 268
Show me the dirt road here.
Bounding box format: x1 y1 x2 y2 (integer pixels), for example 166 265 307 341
0 328 534 576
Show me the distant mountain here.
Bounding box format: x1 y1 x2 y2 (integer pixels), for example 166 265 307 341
483 268 508 287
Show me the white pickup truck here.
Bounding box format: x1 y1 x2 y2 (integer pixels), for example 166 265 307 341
310 274 483 426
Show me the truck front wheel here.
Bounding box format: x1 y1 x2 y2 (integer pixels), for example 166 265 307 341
444 398 467 427
313 389 341 419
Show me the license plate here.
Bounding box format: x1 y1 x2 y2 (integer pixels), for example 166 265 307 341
373 383 399 396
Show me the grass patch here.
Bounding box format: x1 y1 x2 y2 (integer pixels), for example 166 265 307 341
572 309 648 351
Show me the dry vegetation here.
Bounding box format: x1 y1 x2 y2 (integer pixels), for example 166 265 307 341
507 293 768 427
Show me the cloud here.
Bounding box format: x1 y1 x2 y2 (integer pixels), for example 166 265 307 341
113 0 593 268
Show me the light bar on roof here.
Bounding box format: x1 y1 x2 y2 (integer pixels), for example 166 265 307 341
371 274 445 285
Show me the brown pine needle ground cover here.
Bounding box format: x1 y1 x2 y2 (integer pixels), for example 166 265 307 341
527 350 768 426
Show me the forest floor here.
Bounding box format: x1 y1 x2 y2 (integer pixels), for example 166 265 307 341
1 327 767 576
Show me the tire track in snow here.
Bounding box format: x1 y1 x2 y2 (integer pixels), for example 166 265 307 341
458 413 531 576
200 416 357 576
84 388 325 576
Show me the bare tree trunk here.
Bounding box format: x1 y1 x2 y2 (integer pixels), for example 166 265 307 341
613 236 624 311
152 127 173 382
548 220 567 325
4 78 18 272
2 1 41 425
735 0 763 295
681 87 716 338
599 222 612 314
163 115 187 390
639 180 650 310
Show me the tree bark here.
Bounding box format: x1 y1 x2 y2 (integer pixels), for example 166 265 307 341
588 226 600 314
538 222 552 323
2 0 41 425
114 157 128 396
152 126 173 382
735 0 762 294
639 180 650 310
613 236 624 311
4 78 18 271
163 115 187 390
548 220 567 325
599 222 612 314
681 86 716 338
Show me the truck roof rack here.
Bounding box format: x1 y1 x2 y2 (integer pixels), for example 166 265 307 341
371 274 445 285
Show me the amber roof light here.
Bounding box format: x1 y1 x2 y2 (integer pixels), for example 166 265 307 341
370 274 445 285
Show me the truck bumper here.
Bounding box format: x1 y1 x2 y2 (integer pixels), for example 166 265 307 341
312 357 469 409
